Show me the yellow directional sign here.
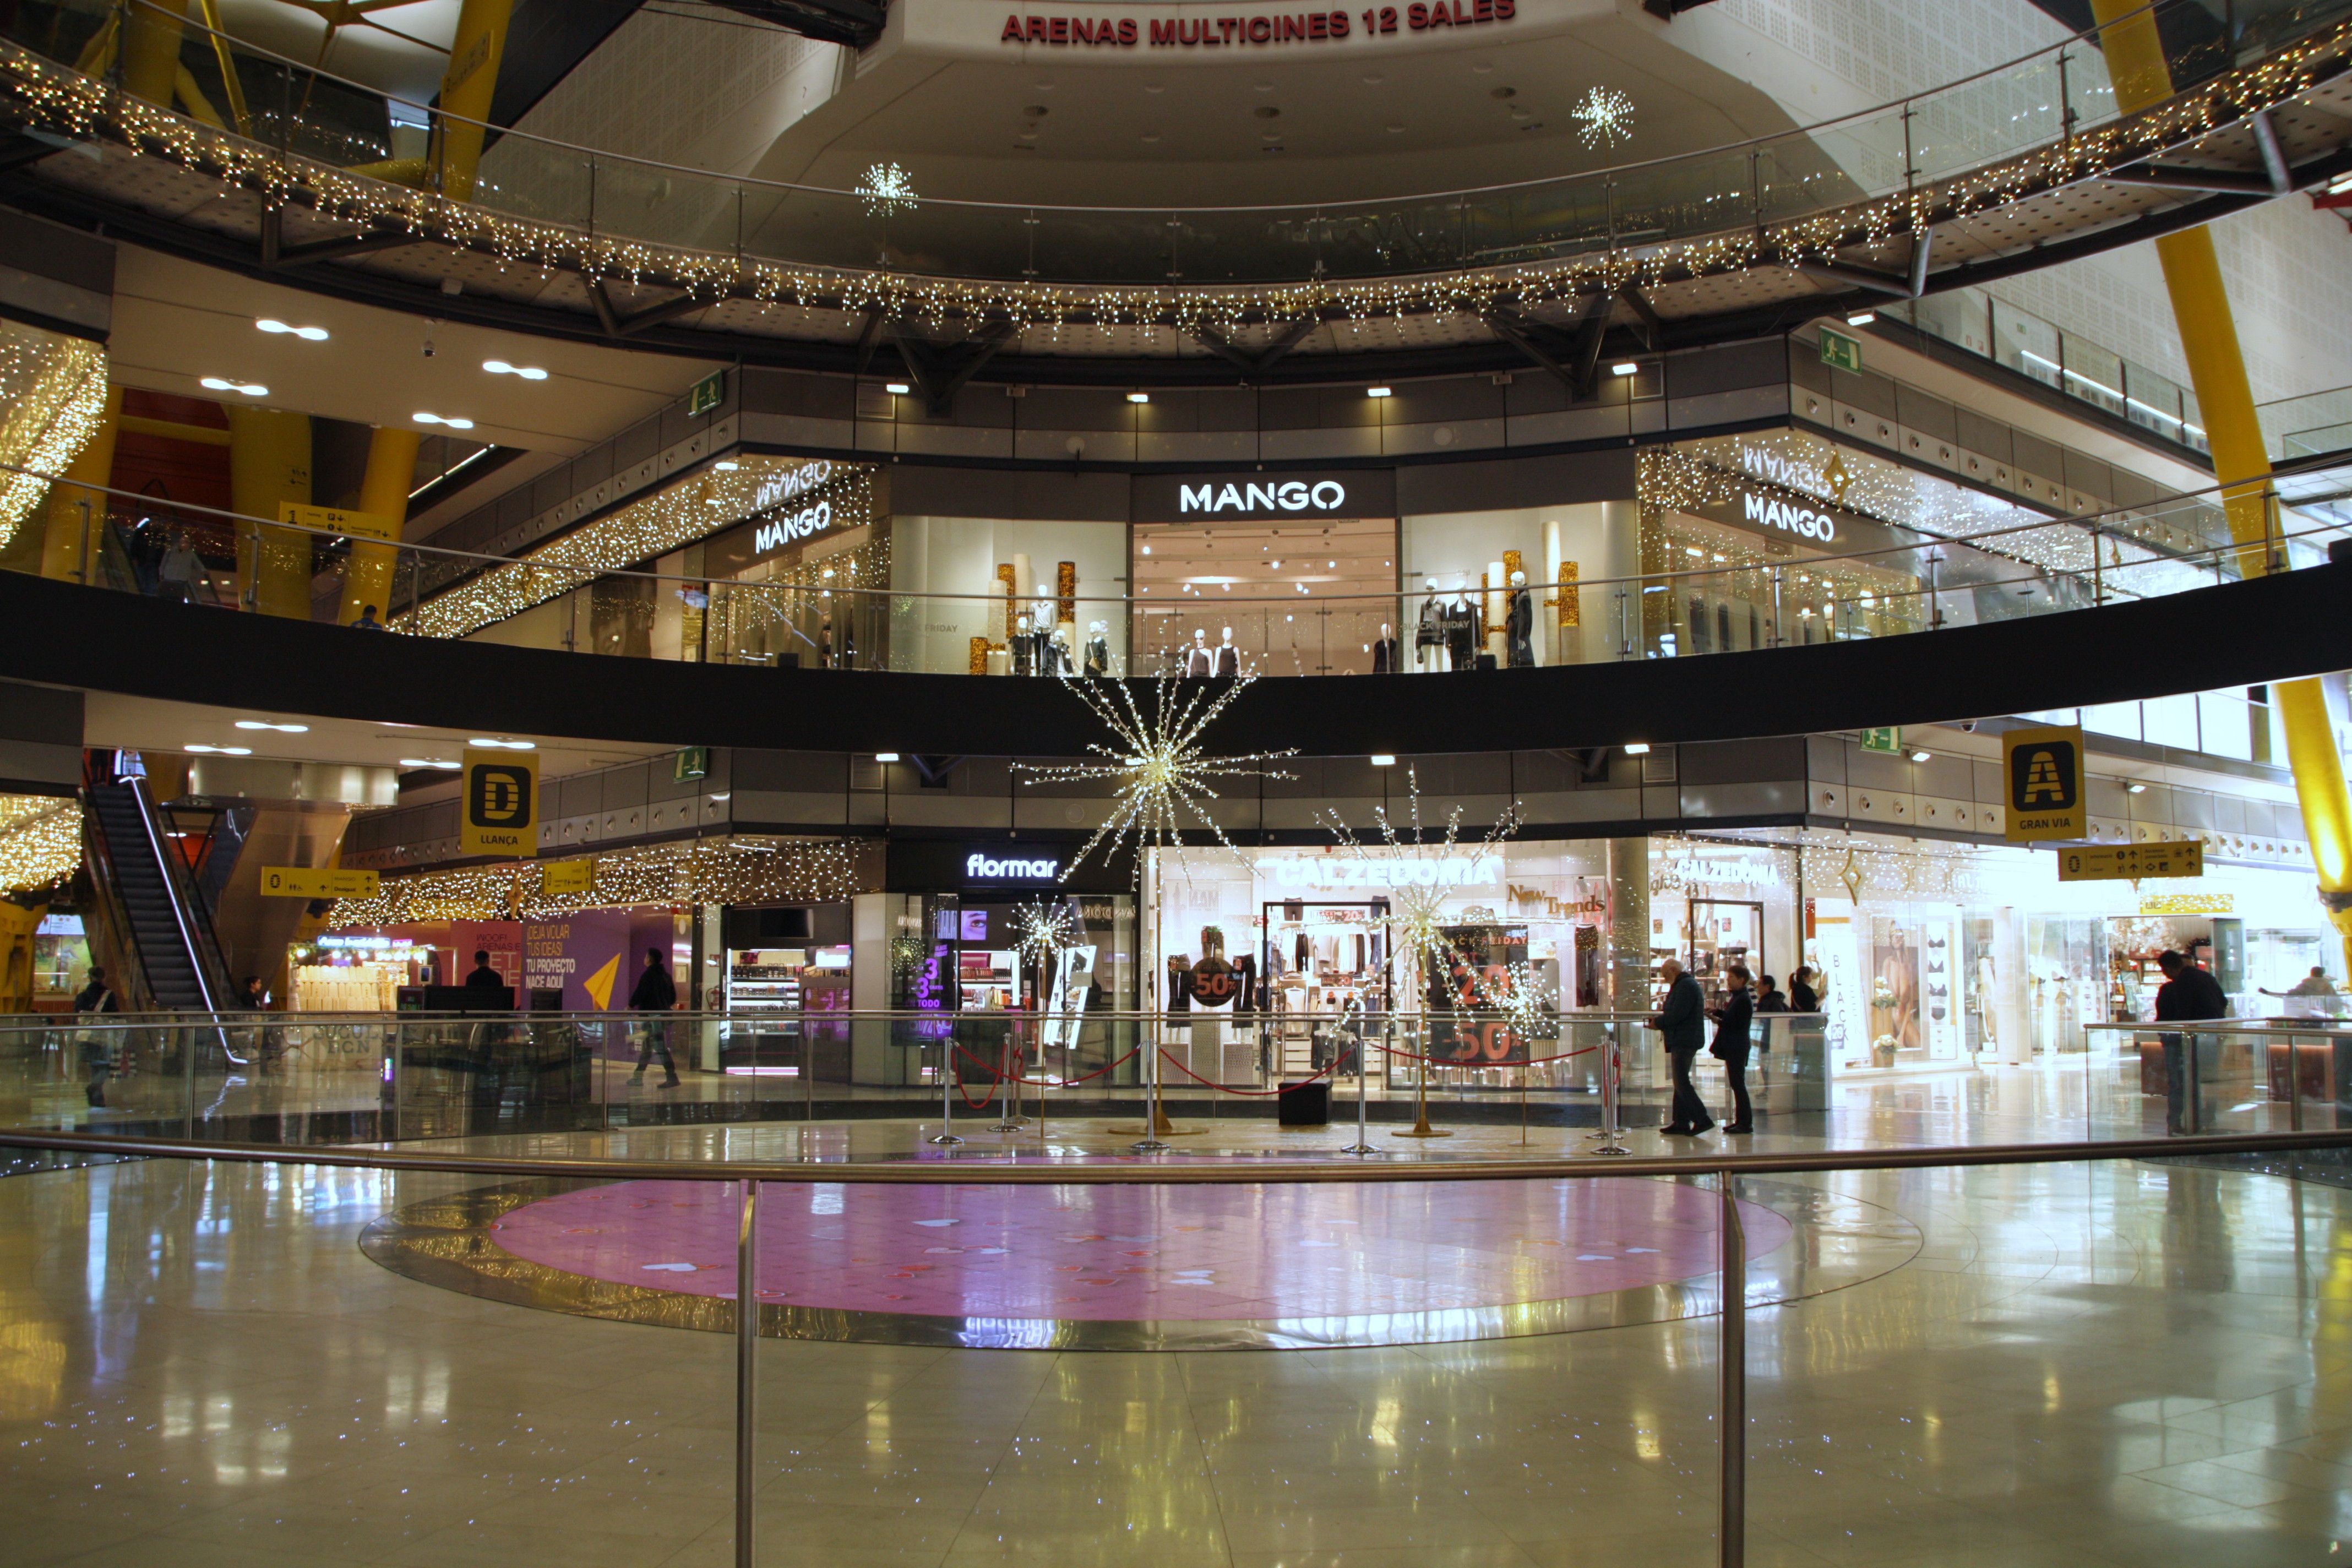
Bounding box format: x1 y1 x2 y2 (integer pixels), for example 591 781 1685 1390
2059 841 2204 883
260 866 380 899
2003 724 2086 842
461 747 540 859
280 502 400 542
540 859 595 897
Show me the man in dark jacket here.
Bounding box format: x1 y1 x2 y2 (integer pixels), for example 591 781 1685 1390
75 965 119 1107
1710 963 1756 1134
1651 957 1712 1135
628 948 682 1089
2154 949 2229 1133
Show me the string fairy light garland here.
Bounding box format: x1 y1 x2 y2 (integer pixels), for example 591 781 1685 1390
0 19 2343 335
0 323 107 549
0 794 83 896
399 457 875 638
324 836 864 926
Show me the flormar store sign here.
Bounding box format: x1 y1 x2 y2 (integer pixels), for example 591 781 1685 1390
999 0 1516 48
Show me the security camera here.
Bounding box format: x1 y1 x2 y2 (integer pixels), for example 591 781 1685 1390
421 336 437 358
1960 720 1977 732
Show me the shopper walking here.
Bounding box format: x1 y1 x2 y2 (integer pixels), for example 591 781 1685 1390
2154 950 2229 1134
157 531 205 604
75 965 119 1108
1710 963 1756 1134
1650 957 1712 1136
628 947 681 1089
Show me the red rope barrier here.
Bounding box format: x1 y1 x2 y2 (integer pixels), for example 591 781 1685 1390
1376 1043 1599 1066
950 1042 1145 1091
1159 1052 1342 1096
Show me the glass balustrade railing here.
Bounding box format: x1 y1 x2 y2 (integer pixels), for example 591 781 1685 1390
0 0 2340 288
8 460 2338 678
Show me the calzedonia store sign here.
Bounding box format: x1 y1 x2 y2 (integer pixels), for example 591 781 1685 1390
1133 468 1395 524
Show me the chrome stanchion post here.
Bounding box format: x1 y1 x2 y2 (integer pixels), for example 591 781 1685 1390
1594 1025 1630 1156
927 1031 962 1145
2289 1035 2304 1131
1131 1017 1170 1153
1719 1171 1746 1568
734 1178 759 1568
989 1022 1022 1133
2185 1031 2203 1135
1339 1018 1376 1155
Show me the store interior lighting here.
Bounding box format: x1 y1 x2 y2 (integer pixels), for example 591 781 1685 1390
254 319 329 340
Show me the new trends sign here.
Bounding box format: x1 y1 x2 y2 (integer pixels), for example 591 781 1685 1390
1134 468 1395 524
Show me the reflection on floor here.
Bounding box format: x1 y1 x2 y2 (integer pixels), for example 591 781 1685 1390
4 1140 2351 1565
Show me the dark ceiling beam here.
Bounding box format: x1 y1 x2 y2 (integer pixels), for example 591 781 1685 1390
259 209 424 269
697 0 886 48
2100 164 2278 195
890 320 1017 415
587 280 714 337
1193 317 1319 379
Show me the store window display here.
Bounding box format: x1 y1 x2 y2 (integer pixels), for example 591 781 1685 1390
1398 502 1629 668
888 517 1126 677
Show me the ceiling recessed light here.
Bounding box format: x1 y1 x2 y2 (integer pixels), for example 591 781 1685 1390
202 378 268 396
468 737 535 750
482 360 548 379
415 412 476 429
235 720 309 732
875 752 901 763
885 382 911 394
1623 742 1651 755
2128 782 2148 794
1128 392 1150 404
1610 362 1639 377
1370 754 1396 766
399 758 459 769
1847 311 1877 326
1366 386 1392 398
255 318 329 340
1910 749 1930 762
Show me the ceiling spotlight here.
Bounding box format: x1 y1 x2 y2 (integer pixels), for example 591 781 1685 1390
255 319 329 340
1623 742 1652 755
875 752 902 763
1847 311 1877 326
1369 754 1397 766
468 737 535 749
415 412 476 429
399 758 459 769
482 359 549 380
712 459 739 472
201 378 268 396
1910 749 1930 762
1609 362 1639 378
885 382 911 395
1366 386 1392 398
1127 392 1150 404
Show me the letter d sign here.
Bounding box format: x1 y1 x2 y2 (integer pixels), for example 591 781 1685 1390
462 747 541 858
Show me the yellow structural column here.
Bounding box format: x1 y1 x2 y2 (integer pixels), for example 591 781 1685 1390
431 0 514 200
121 0 190 105
227 406 313 618
337 426 420 626
2088 0 2352 960
40 383 121 582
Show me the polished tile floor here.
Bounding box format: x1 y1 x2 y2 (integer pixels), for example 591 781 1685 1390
4 1123 2351 1567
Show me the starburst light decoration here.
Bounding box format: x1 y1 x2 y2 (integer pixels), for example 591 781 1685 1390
1471 957 1558 1046
856 162 918 217
1015 674 1295 886
1571 86 1635 150
1315 766 1522 985
1012 899 1079 966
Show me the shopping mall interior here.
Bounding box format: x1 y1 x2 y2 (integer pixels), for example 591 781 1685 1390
5 0 2352 1562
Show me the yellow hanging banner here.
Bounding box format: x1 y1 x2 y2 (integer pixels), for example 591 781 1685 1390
461 748 540 859
2002 725 2086 842
259 866 380 899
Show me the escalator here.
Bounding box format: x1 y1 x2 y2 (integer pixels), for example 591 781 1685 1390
84 768 231 1013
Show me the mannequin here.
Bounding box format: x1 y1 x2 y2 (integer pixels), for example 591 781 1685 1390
1214 625 1240 677
1085 619 1110 677
1185 628 1213 678
1371 621 1400 674
1506 569 1533 668
1415 576 1444 672
1012 612 1037 677
1048 620 1074 677
1445 573 1477 672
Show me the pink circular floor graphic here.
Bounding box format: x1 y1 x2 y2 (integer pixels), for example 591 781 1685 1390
489 1178 1793 1325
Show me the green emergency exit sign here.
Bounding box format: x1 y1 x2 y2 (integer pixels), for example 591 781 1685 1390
1858 726 1902 755
687 371 726 417
1819 327 1864 373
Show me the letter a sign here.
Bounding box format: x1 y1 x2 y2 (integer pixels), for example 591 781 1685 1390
2002 725 2084 842
462 747 541 858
